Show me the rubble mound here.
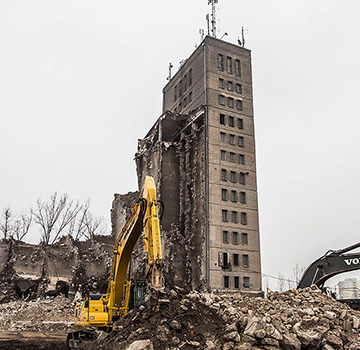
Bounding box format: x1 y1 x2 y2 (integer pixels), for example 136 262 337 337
89 285 360 350
0 295 74 332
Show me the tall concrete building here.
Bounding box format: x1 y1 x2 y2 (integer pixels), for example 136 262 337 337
136 36 261 294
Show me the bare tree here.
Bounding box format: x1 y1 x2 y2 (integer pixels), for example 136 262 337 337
13 211 33 241
0 207 14 240
33 192 82 244
277 272 286 292
67 200 90 241
292 263 306 286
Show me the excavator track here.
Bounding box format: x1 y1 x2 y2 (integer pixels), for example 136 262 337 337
66 329 98 350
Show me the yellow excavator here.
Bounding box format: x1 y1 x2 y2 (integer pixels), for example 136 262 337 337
66 176 163 349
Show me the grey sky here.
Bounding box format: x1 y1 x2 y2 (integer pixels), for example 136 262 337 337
1 0 360 289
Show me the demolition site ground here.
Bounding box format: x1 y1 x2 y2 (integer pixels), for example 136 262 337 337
2 286 360 349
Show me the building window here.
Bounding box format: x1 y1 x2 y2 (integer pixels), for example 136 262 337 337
233 253 239 266
240 192 246 204
179 80 183 97
184 75 187 92
228 97 234 108
219 95 225 105
224 275 230 288
243 276 250 288
234 276 240 289
231 190 237 203
235 59 241 76
241 212 247 225
229 134 235 145
222 231 229 244
179 102 182 111
220 132 226 143
236 100 243 110
227 56 232 74
231 211 237 223
189 91 192 102
221 150 226 161
219 252 230 268
221 189 228 201
239 154 245 165
239 172 246 185
222 210 228 222
189 68 192 86
218 54 224 71
219 78 224 89
228 116 234 127
221 169 227 181
229 152 235 163
236 83 242 94
238 118 243 129
230 171 236 183
227 81 233 91
183 97 187 107
220 114 225 125
243 254 249 268
232 231 238 244
241 232 248 245
174 85 177 101
238 136 244 147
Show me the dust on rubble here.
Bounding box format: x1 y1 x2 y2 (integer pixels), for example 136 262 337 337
0 295 74 332
87 285 360 350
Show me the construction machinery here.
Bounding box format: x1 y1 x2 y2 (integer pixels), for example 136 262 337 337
298 241 360 309
66 176 163 349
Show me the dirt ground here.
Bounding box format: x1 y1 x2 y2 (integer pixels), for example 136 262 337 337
0 332 66 350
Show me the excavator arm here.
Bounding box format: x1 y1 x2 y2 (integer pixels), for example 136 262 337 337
106 176 163 320
298 242 360 289
67 176 163 349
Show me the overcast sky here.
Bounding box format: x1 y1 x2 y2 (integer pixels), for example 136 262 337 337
1 0 360 290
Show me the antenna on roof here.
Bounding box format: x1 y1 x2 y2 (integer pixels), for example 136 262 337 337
199 28 205 42
208 0 218 38
238 27 247 47
167 63 173 81
206 14 210 35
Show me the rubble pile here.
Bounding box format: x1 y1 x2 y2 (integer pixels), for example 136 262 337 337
89 285 360 350
0 295 74 332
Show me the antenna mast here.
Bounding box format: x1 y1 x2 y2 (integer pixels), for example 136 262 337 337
167 63 173 81
208 0 218 38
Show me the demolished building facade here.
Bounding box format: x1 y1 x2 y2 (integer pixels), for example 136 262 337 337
134 36 262 294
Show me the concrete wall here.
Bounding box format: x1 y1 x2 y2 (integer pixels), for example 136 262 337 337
135 110 207 292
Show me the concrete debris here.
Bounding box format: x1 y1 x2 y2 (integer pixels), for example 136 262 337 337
0 295 73 332
87 285 360 350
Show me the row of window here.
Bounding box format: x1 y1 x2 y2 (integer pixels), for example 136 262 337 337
218 54 241 77
222 231 248 245
219 95 243 110
219 79 242 94
221 189 246 203
174 68 192 101
219 252 249 268
224 276 250 289
222 210 247 224
221 150 245 164
175 91 193 113
220 114 243 129
220 132 244 147
221 169 247 184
